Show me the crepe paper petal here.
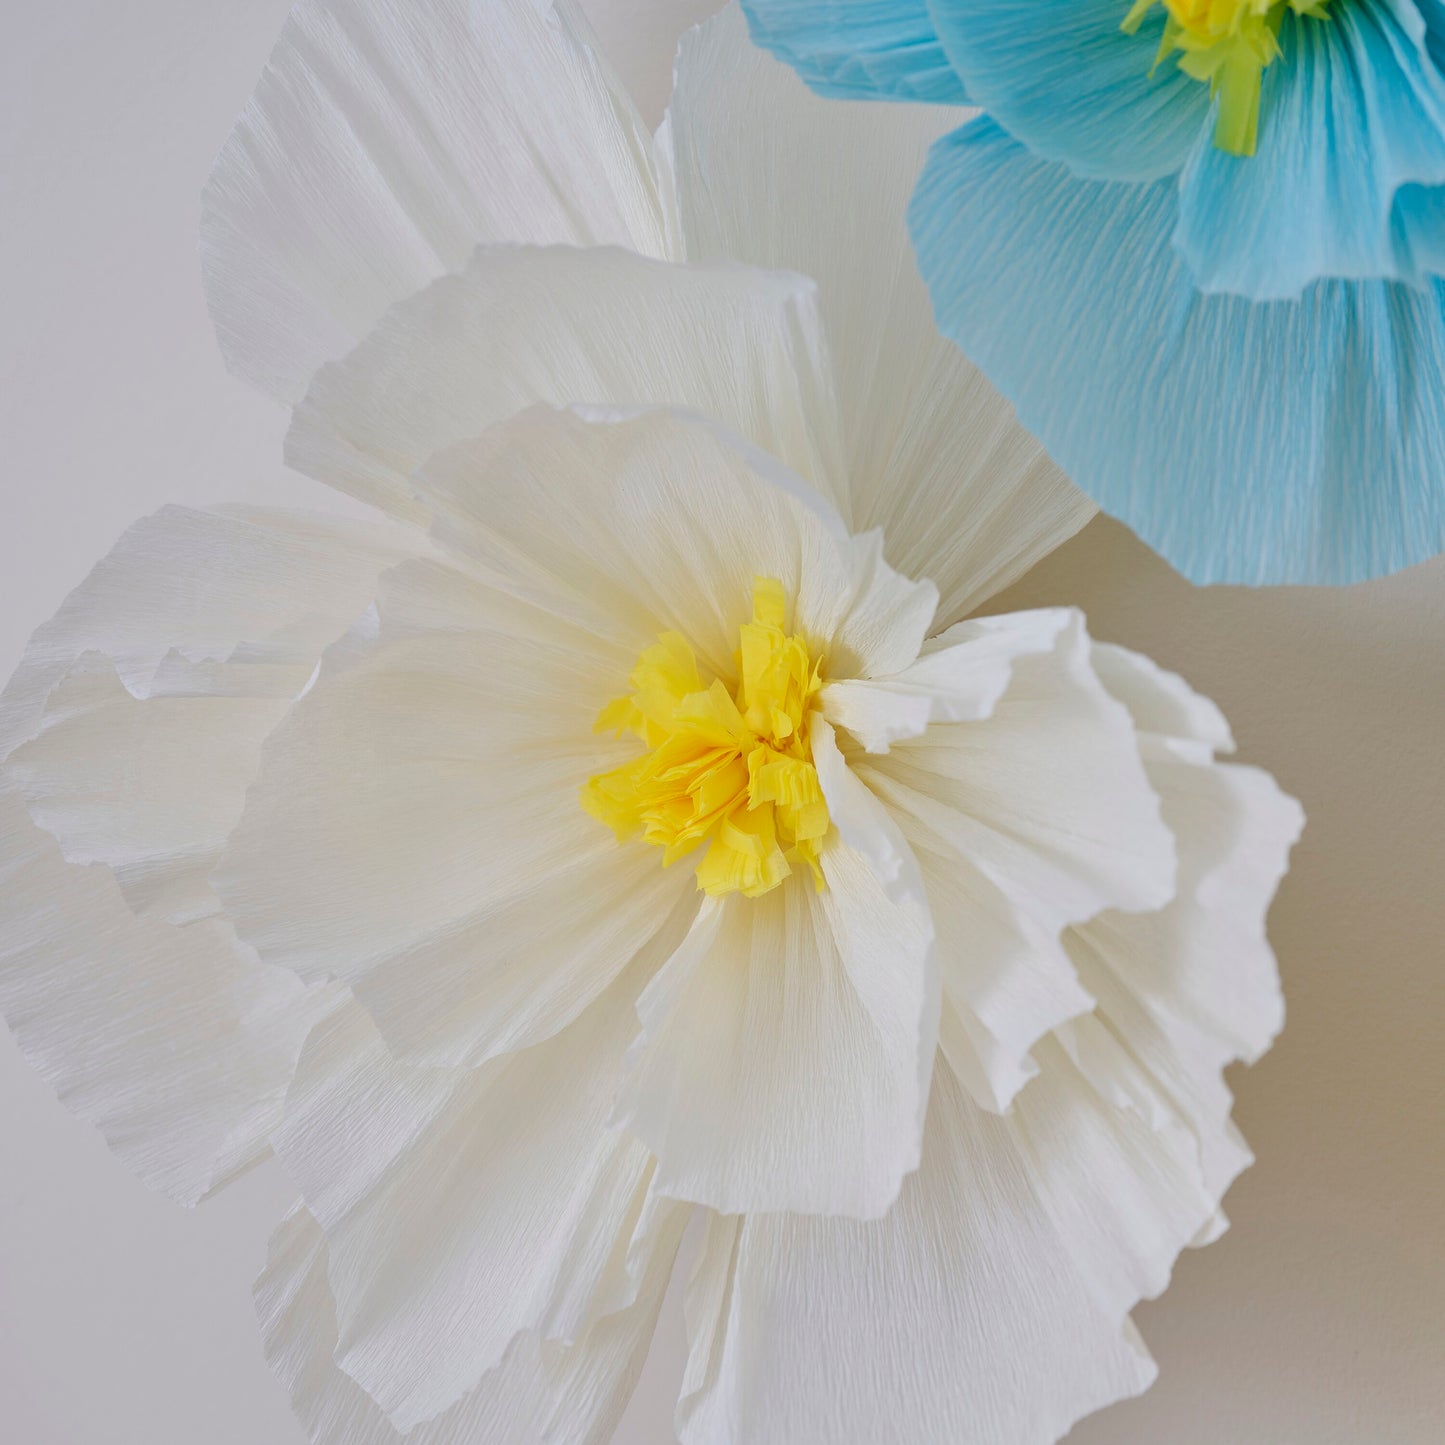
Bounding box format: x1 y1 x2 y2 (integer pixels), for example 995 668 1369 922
614 823 937 1219
741 0 969 103
913 0 1209 181
267 973 679 1431
286 245 846 523
0 791 329 1205
202 0 675 404
1176 1 1445 297
678 1058 1187 1445
670 6 1094 625
256 1202 686 1445
911 118 1445 584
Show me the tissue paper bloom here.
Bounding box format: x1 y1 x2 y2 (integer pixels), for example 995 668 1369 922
743 0 1445 585
0 4 1302 1444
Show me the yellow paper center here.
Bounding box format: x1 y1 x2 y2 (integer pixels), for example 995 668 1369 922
582 577 830 899
1123 0 1332 156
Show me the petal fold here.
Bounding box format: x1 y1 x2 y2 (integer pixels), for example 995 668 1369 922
820 607 1069 753
215 554 697 1069
911 117 1445 583
614 826 937 1219
1066 644 1303 1195
203 0 675 402
1176 1 1445 296
923 0 1210 181
269 969 677 1432
856 614 1175 1111
670 8 1092 617
286 244 846 523
414 407 934 685
740 0 969 103
678 1061 1176 1445
0 791 326 1205
257 1200 684 1445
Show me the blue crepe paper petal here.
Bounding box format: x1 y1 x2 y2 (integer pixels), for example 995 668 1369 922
922 0 1208 181
1176 0 1445 298
910 117 1445 584
740 0 969 103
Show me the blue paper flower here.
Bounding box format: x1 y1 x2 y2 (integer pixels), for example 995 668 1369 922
743 0 1445 583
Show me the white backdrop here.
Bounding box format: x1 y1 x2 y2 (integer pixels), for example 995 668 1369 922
2 2 1442 1442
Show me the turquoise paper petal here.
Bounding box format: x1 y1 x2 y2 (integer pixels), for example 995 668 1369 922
1176 0 1445 298
911 118 1445 584
740 0 969 103
922 0 1209 180
1395 179 1445 275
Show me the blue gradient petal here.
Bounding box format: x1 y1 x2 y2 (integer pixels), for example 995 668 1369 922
923 0 1209 180
1395 178 1445 275
741 0 968 103
911 118 1445 584
1176 0 1445 298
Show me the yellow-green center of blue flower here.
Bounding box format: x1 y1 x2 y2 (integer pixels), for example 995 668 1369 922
1123 0 1333 156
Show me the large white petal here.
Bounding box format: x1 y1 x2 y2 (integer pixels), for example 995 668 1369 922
1080 642 1299 1065
414 407 934 686
268 969 672 1432
286 245 848 521
0 505 417 762
215 555 697 1068
0 506 417 923
677 1051 1224 1445
0 790 328 1205
7 656 290 924
202 0 676 404
820 607 1069 754
613 782 937 1218
857 614 1176 1112
1061 644 1302 1197
256 1200 685 1445
667 5 1094 621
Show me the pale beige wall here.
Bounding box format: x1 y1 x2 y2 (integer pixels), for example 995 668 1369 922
0 2 1440 1442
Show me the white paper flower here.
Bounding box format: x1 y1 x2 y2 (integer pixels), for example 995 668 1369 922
0 4 1302 1444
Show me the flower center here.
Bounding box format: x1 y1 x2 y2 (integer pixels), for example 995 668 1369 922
1123 0 1332 156
582 577 830 899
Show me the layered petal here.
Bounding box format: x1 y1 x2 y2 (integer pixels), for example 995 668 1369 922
202 0 676 403
1062 644 1302 1196
819 607 1069 754
0 505 416 767
287 245 847 521
412 407 937 686
215 552 697 1069
257 1202 685 1445
7 656 291 924
854 614 1176 1111
1 507 416 921
670 8 1093 621
0 506 412 1201
911 117 1445 583
678 1050 1233 1445
219 409 939 1072
923 0 1210 181
0 790 326 1205
267 963 681 1432
1176 0 1445 297
739 0 969 103
613 802 937 1218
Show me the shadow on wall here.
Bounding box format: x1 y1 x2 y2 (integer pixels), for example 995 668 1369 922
984 515 1445 1445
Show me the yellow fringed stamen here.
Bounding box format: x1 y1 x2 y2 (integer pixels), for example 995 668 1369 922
581 577 829 899
1123 0 1332 156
